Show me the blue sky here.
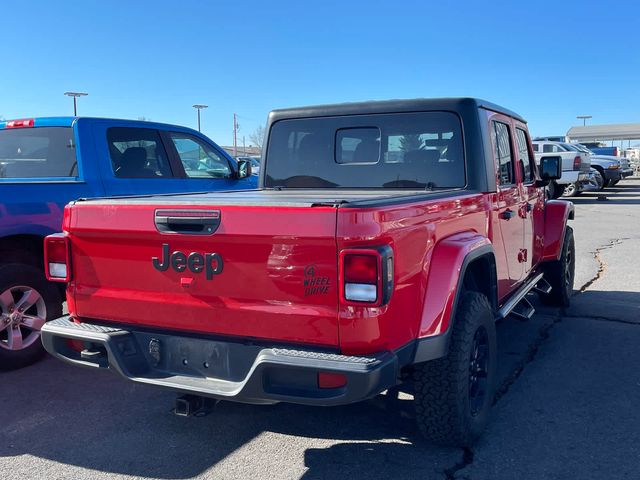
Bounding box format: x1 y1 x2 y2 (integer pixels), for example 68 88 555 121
1 0 639 145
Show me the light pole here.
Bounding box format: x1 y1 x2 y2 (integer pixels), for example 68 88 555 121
193 104 208 132
64 92 88 116
577 115 592 126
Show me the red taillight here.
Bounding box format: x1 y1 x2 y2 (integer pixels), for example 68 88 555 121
344 254 378 284
340 247 394 305
573 156 581 170
613 147 619 156
44 234 70 282
318 372 347 389
5 118 34 128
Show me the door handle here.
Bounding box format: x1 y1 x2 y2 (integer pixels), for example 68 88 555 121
500 209 514 220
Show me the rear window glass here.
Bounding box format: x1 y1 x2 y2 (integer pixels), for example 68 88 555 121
0 127 77 178
265 112 465 189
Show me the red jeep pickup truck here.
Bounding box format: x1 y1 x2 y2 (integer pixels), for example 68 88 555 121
41 98 574 446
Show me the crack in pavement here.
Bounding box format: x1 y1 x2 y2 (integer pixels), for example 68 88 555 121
490 237 629 407
492 311 565 407
443 447 474 480
578 238 627 292
444 236 629 479
445 312 565 479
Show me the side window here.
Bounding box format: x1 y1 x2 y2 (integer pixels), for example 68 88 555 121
516 128 535 182
107 127 172 178
542 143 564 153
492 121 514 185
169 133 232 179
532 143 539 152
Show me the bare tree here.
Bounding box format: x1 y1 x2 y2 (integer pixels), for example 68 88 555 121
249 125 266 150
399 134 423 152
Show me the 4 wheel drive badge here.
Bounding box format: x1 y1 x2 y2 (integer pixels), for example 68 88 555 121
149 338 161 366
303 264 330 296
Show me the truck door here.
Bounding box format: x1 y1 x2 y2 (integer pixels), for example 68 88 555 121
490 116 525 287
514 125 541 273
94 123 193 196
161 131 246 192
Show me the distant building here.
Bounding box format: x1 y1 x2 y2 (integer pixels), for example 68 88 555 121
221 146 261 158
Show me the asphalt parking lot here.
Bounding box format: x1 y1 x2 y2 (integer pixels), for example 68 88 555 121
2 179 639 480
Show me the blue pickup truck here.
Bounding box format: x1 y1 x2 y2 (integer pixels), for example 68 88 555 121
0 117 256 370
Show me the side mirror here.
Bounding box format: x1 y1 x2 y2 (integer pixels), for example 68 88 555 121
539 155 562 181
236 159 252 179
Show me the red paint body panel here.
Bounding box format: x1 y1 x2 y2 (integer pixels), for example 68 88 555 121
66 203 340 347
542 200 574 261
418 233 492 338
336 194 490 354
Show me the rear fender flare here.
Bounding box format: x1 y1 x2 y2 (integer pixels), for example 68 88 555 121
542 200 574 262
413 233 497 363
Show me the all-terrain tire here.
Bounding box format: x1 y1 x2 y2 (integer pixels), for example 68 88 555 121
540 226 575 308
413 291 497 447
0 263 62 370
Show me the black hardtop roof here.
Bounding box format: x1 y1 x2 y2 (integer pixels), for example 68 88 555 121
268 97 525 123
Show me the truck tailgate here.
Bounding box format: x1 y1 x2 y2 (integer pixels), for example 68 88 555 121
67 202 339 347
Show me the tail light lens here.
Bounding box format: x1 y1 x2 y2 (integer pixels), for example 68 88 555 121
345 254 377 283
573 156 581 170
44 234 70 282
340 247 393 305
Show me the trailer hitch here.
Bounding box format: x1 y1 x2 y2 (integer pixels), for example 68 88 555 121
173 394 218 417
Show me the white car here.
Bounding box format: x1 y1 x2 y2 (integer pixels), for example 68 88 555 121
532 141 591 198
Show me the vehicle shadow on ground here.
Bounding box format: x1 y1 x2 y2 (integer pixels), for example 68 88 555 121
0 359 454 478
0 290 635 478
0 308 556 479
564 289 640 324
301 441 458 480
568 181 640 205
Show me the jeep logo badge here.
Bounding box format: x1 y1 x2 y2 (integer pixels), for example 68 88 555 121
152 243 223 280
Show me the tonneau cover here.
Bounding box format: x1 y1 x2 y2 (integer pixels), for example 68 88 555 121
73 188 461 208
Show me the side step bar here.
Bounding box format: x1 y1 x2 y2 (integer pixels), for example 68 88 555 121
533 278 552 295
510 296 535 321
497 272 545 320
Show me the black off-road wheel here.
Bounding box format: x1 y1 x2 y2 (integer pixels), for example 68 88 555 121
540 226 575 308
0 264 62 371
412 292 497 447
